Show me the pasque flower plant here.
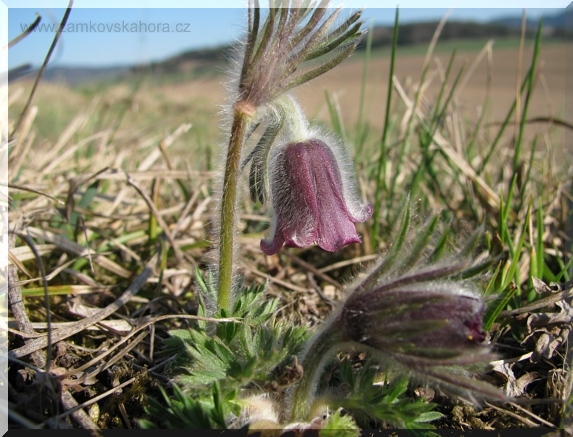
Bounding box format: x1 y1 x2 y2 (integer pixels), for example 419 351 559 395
216 0 366 310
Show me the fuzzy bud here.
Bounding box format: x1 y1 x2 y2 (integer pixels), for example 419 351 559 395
341 283 487 365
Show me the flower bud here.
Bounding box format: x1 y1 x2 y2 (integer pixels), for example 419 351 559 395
341 283 488 366
329 268 505 403
261 138 372 255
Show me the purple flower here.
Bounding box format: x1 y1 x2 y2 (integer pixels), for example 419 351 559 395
260 139 372 255
340 284 488 366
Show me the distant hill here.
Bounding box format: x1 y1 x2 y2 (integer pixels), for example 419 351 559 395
42 66 132 85
11 7 572 86
367 21 518 50
492 6 573 31
9 64 132 85
490 6 573 41
368 7 573 49
9 46 230 86
133 46 229 76
140 9 573 75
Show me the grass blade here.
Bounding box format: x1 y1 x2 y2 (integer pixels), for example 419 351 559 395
372 7 399 250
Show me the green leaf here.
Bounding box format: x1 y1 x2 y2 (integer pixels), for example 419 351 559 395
322 409 360 435
325 359 440 429
141 385 218 429
414 411 444 423
385 374 409 403
164 282 308 408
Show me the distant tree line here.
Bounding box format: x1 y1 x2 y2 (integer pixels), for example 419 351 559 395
365 20 572 49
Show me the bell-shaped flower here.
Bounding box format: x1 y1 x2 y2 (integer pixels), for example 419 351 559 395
260 138 372 255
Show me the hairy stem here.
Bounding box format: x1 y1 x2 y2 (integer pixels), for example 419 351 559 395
288 324 345 422
218 108 251 311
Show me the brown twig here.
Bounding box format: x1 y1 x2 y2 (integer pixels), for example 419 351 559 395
60 330 148 381
8 222 46 368
283 252 342 290
60 390 100 430
42 377 137 428
318 254 377 273
7 183 65 205
485 402 539 428
90 169 214 181
508 402 558 428
500 288 573 317
306 272 335 307
485 116 573 131
9 1 73 143
244 260 310 293
26 227 132 278
19 233 53 374
6 13 41 49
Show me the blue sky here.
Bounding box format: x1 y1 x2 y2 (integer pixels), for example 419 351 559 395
5 2 568 69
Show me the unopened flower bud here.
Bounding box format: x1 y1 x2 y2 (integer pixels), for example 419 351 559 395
341 283 488 365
